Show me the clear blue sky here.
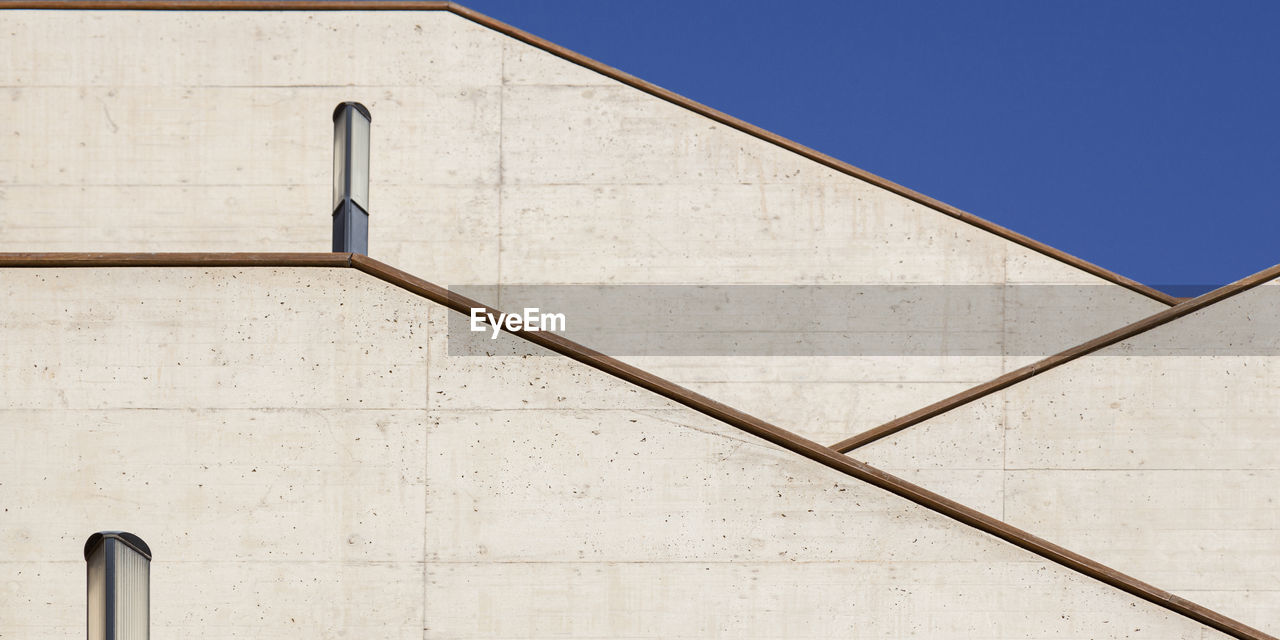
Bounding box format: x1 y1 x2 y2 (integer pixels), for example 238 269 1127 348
462 0 1279 291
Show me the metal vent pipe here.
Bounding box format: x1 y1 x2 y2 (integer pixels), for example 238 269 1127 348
332 101 371 254
85 531 151 640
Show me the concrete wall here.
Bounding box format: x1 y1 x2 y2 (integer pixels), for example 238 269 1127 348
0 267 1228 637
0 9 1169 445
857 282 1280 633
0 267 431 638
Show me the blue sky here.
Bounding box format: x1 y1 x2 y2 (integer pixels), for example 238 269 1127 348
462 0 1279 291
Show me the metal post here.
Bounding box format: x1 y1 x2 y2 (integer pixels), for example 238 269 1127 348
85 532 151 640
332 101 371 254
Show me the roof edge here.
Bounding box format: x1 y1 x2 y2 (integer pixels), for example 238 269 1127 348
831 260 1280 453
0 1 451 8
0 252 351 267
0 0 1180 306
0 250 1268 639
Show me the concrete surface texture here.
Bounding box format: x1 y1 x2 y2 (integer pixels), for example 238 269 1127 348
856 281 1280 634
0 8 1170 446
0 267 1233 638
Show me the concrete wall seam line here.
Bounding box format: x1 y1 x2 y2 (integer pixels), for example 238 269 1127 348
829 260 1280 454
0 0 1181 307
0 250 1270 637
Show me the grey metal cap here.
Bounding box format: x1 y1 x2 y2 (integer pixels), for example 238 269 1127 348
333 101 371 122
84 532 152 561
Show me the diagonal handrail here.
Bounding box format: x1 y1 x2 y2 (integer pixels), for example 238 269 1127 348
830 261 1280 454
350 254 1277 640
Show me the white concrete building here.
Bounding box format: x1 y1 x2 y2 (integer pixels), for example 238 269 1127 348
0 3 1272 639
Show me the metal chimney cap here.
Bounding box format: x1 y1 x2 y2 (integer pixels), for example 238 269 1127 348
84 531 152 561
333 101 371 122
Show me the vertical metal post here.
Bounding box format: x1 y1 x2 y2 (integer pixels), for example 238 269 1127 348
332 101 371 254
85 531 151 640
